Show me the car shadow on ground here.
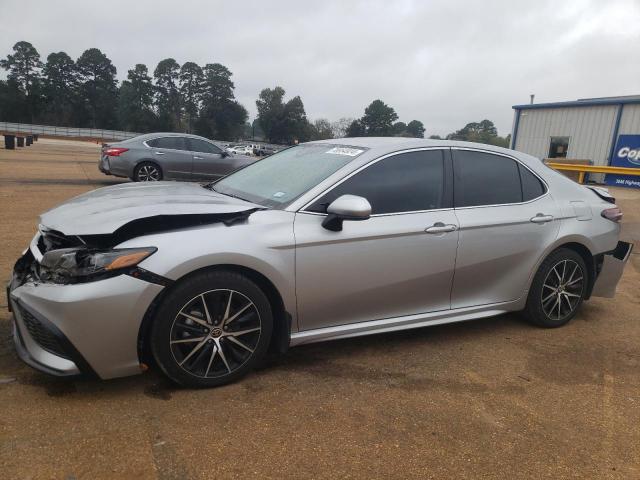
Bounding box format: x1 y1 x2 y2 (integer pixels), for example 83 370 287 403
0 310 539 400
2 299 615 401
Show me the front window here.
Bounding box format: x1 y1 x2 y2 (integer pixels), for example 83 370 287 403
211 144 366 208
307 150 446 214
188 138 222 154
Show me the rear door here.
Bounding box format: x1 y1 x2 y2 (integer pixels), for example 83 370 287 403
187 138 232 180
294 148 459 330
146 136 192 180
450 148 560 309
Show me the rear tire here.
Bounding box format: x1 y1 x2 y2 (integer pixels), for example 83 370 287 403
524 248 588 327
134 161 163 182
150 270 273 388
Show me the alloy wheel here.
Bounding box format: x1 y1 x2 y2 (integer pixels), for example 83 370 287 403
541 259 584 321
170 289 261 378
137 164 160 181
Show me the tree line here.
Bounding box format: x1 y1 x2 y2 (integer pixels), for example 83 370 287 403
0 41 248 140
253 93 509 146
0 41 510 147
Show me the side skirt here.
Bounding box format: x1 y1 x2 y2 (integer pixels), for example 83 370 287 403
289 300 522 347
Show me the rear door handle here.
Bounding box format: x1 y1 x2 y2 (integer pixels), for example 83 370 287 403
530 214 554 224
425 222 457 234
154 151 165 155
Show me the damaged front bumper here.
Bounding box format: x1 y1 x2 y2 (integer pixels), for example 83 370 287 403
11 288 84 377
8 236 165 379
592 241 634 298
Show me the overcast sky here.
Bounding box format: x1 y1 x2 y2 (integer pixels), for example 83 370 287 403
2 0 639 136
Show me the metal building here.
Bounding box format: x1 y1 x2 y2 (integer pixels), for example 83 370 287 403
510 95 640 185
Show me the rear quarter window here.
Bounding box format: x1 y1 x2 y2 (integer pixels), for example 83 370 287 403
519 165 546 201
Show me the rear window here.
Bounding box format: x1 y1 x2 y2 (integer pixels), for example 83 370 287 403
453 150 546 207
147 137 186 150
453 150 522 207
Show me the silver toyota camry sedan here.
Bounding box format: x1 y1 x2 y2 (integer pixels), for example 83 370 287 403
9 138 633 387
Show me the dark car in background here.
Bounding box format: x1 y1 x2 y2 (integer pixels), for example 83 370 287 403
99 133 256 182
253 144 281 157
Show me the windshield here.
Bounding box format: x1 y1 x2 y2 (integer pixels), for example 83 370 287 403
211 144 366 208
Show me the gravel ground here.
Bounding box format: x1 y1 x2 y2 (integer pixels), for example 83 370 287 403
0 139 638 479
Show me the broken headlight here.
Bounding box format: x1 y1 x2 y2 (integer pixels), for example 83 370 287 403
40 247 157 284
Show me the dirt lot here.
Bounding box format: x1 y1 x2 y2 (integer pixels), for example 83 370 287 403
0 138 639 479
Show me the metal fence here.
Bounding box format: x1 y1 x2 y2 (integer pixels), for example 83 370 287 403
0 122 288 151
0 122 139 141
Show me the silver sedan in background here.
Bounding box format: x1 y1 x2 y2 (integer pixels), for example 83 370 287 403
99 132 256 182
10 138 632 388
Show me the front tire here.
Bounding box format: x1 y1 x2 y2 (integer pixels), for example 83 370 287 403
150 270 273 388
524 248 588 327
134 161 163 182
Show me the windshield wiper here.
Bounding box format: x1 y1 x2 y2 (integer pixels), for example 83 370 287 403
223 192 248 201
203 183 250 202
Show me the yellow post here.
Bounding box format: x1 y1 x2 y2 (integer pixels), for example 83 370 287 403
578 171 586 184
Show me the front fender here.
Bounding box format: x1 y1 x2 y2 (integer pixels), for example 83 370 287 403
117 210 297 325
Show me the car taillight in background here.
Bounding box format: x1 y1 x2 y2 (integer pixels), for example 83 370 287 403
105 147 129 157
601 207 623 223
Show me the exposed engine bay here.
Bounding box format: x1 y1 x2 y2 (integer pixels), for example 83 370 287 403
13 209 262 287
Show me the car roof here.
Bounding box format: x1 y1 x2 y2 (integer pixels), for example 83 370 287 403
308 137 508 153
306 137 538 164
128 132 214 141
282 137 560 213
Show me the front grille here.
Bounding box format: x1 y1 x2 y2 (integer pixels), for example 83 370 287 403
18 306 71 360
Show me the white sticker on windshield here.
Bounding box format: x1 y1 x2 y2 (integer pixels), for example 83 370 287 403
272 191 286 198
325 147 364 157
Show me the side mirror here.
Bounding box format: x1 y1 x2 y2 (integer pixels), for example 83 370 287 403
322 194 372 231
221 151 230 158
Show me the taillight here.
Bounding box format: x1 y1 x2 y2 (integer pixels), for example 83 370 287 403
601 207 622 222
105 147 129 157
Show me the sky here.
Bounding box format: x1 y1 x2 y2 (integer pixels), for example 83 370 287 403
1 0 639 136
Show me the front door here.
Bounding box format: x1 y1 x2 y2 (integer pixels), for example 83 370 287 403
450 148 561 308
187 138 231 180
294 149 458 331
147 136 192 180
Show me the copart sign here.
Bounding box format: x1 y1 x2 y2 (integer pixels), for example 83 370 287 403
605 134 640 188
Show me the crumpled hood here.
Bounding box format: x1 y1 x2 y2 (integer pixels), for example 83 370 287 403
40 181 260 235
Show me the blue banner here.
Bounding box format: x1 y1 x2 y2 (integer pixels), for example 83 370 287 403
605 134 640 188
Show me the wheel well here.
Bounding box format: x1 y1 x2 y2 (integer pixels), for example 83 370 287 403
137 265 291 366
553 242 597 299
134 160 162 174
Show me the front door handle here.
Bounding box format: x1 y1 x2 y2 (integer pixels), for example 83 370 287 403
194 156 203 160
530 214 554 224
425 222 457 234
154 151 165 155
